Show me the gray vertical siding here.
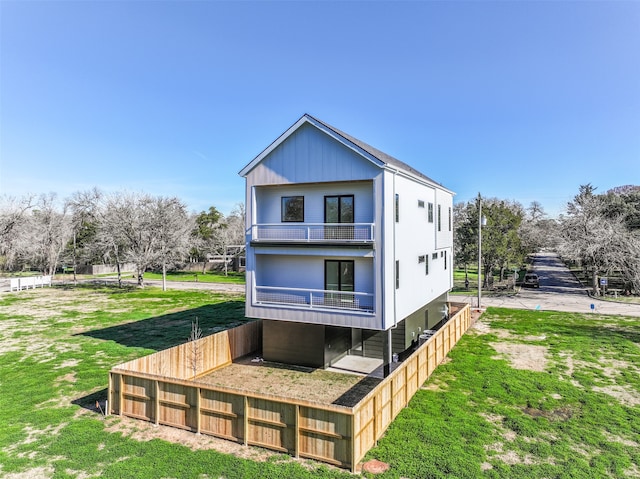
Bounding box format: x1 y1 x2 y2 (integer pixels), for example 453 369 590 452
246 123 380 186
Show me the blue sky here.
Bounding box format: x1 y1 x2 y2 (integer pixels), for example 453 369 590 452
1 1 638 217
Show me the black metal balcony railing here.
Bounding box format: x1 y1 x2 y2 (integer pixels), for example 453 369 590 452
251 223 374 242
254 285 374 314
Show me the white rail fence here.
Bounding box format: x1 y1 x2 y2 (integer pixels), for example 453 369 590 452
255 285 375 313
10 276 52 291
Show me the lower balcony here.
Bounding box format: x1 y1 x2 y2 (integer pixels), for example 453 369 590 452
254 286 375 314
251 223 374 244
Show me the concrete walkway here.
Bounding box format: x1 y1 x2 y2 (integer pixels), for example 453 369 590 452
457 252 640 317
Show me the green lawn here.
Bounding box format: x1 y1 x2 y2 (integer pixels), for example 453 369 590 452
1 287 638 478
143 270 245 284
451 268 523 296
367 308 640 478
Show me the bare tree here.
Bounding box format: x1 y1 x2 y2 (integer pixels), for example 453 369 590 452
215 203 245 275
559 185 629 295
99 192 158 287
519 202 559 255
27 194 72 276
152 196 193 291
65 188 102 283
0 194 34 271
189 317 203 379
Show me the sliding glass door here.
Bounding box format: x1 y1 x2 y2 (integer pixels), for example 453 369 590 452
324 195 354 239
325 260 354 306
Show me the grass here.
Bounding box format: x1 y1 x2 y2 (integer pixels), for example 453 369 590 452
451 268 523 297
1 287 638 478
143 270 245 284
364 308 640 478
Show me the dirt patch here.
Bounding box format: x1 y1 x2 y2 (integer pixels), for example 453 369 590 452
523 406 574 421
55 372 77 385
104 416 280 462
494 450 537 465
3 423 68 455
197 359 367 406
592 385 640 407
55 359 80 369
480 413 503 426
489 342 548 372
471 320 491 335
602 431 640 447
422 378 450 392
625 463 640 478
2 466 54 479
569 443 600 459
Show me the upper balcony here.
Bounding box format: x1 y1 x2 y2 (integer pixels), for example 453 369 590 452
250 223 374 246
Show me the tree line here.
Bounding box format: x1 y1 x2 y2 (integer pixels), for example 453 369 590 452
557 184 640 295
454 184 640 295
0 189 245 290
3 184 638 295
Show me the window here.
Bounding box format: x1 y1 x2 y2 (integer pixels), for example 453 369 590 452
432 253 438 260
444 251 447 269
325 260 354 292
437 204 441 231
425 256 429 275
395 260 400 289
281 196 304 222
418 200 425 208
324 195 354 223
418 255 425 263
428 203 434 223
448 207 452 231
395 194 399 222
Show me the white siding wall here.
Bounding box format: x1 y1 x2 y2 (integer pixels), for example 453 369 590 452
254 181 374 224
380 170 454 330
435 188 454 249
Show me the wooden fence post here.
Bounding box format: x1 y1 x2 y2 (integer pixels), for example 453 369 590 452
154 380 160 425
294 404 300 458
196 387 201 434
243 396 249 446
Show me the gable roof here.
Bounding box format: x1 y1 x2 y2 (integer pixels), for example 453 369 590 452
239 114 449 190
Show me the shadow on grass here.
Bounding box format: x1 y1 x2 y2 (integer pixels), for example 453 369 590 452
78 301 248 351
73 388 109 415
55 282 138 293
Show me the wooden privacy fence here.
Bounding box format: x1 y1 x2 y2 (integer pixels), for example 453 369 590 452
109 303 471 472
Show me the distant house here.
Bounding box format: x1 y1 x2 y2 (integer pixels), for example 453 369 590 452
239 114 454 374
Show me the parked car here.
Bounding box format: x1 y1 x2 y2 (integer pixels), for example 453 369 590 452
523 273 540 288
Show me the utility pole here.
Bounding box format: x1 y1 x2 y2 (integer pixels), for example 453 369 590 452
477 193 482 309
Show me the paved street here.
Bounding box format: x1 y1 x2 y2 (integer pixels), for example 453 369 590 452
456 252 640 317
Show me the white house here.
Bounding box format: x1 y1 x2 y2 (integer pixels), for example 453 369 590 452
239 114 454 374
